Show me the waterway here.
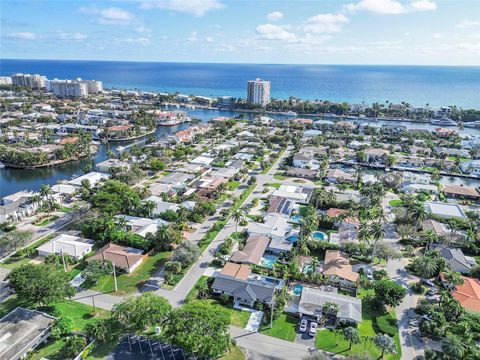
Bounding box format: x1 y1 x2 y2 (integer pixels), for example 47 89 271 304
1 107 479 198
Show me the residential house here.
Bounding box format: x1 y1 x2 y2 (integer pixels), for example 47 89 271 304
425 202 467 219
297 287 362 325
37 234 93 259
271 185 311 203
293 153 320 170
267 196 294 217
364 148 389 163
460 160 480 176
88 243 146 273
325 168 355 184
442 184 480 200
422 219 450 238
211 263 276 307
96 158 131 173
448 276 480 313
285 167 318 180
230 235 270 266
248 213 293 244
115 215 168 238
0 307 57 360
322 250 359 287
428 244 476 274
68 172 110 187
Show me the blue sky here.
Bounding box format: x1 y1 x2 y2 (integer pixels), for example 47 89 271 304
1 0 479 65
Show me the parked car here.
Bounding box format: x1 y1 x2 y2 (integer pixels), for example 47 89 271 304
421 279 435 287
427 288 438 296
309 322 318 337
299 318 308 333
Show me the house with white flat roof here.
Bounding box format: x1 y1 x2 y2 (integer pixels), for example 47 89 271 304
115 215 168 238
425 202 467 219
271 185 310 203
68 171 110 187
37 234 93 259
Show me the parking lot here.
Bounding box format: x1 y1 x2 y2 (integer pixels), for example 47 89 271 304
106 335 193 360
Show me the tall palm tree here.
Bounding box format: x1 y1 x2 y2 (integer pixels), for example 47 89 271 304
441 335 466 359
39 184 53 213
415 256 438 279
142 200 156 218
231 209 245 233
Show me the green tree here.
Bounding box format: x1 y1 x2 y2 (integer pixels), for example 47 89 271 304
342 326 361 350
166 301 230 358
63 335 87 357
7 263 75 305
441 335 466 359
373 334 396 359
373 279 407 307
85 318 121 343
112 292 172 332
51 317 73 339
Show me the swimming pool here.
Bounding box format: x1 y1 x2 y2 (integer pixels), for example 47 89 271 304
260 255 278 269
290 215 303 223
286 234 299 243
293 284 303 296
311 231 327 241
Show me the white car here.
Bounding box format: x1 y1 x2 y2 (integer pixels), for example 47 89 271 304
309 322 318 337
299 318 308 333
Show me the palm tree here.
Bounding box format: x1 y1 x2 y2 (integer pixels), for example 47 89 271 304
142 200 156 218
232 209 245 233
441 335 465 359
415 256 438 279
39 184 53 213
342 327 360 350
442 269 464 289
369 222 386 246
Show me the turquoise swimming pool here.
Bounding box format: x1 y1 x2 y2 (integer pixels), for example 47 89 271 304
286 234 299 243
311 231 327 241
261 255 278 269
293 284 303 296
290 215 303 223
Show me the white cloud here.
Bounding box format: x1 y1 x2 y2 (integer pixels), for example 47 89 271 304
135 26 151 33
122 37 151 45
56 32 88 41
79 6 134 25
267 11 283 21
455 20 480 29
303 13 349 33
205 36 214 42
187 31 198 42
6 31 37 40
432 32 442 39
345 0 436 15
256 24 297 42
139 0 224 17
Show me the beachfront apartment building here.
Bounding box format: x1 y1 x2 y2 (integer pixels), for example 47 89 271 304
11 73 47 89
247 78 270 107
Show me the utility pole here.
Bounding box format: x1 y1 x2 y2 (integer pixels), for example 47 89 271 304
113 262 118 292
61 249 67 273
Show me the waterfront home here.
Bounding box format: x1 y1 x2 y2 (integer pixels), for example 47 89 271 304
364 148 389 163
322 250 359 287
292 118 313 125
230 235 270 266
360 174 378 185
58 123 101 138
460 160 480 176
425 202 467 219
297 287 362 325
293 152 320 170
435 127 457 138
401 182 439 194
114 215 168 237
335 121 355 131
51 183 79 197
382 124 407 133
37 233 93 259
285 167 318 180
0 307 57 360
402 172 432 185
446 275 480 313
442 184 480 200
303 129 322 138
428 244 476 274
0 191 40 223
96 158 131 173
395 156 425 169
88 243 146 273
325 168 355 184
435 147 470 159
68 172 110 188
211 263 276 308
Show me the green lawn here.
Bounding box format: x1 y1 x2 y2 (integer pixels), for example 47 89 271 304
227 180 240 190
389 199 403 207
266 182 281 189
262 149 285 174
33 215 59 226
54 301 110 331
185 275 209 302
315 289 401 360
202 299 251 328
85 339 118 359
91 251 171 294
59 206 73 213
273 173 287 180
220 345 246 360
260 313 297 342
29 339 66 360
0 233 57 270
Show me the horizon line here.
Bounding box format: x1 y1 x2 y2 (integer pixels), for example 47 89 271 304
1 58 479 68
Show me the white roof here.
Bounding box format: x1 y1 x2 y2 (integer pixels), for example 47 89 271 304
68 172 110 187
37 234 93 258
145 196 180 213
402 183 438 193
425 202 467 219
271 185 307 202
52 184 78 195
248 213 292 239
298 287 362 323
115 215 168 237
190 156 215 166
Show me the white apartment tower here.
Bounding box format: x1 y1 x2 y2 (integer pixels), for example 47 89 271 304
247 78 271 107
11 73 47 88
51 80 88 98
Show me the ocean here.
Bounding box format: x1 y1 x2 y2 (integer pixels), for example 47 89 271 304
1 59 479 109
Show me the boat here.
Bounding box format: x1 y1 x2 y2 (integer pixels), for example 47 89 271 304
429 118 458 126
116 146 126 152
279 110 297 116
0 162 5 169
